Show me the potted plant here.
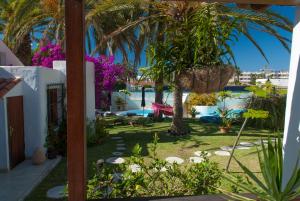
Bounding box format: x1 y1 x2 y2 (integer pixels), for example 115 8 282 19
218 109 232 133
190 107 198 119
115 97 125 111
45 125 58 159
119 89 131 110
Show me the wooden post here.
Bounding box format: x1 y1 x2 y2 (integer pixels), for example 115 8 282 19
65 0 86 200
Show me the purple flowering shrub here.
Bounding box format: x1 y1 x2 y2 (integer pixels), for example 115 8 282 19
33 43 125 108
32 43 65 68
86 55 125 108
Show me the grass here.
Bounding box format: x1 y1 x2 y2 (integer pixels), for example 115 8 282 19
25 118 277 201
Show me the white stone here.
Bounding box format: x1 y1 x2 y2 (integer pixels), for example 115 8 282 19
112 152 123 156
189 157 204 163
47 185 65 199
220 146 233 151
239 142 254 147
111 136 123 140
235 145 251 150
130 164 141 173
106 157 125 164
116 147 126 151
165 157 184 164
194 151 212 157
214 151 230 156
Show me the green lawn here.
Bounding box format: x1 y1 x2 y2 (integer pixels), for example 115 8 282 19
25 118 276 201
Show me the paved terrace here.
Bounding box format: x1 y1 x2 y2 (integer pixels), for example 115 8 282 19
0 157 61 201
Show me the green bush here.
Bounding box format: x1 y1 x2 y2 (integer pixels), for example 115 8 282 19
187 93 217 111
247 95 286 131
86 134 222 199
87 117 109 146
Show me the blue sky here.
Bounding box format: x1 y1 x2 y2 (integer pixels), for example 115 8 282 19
114 6 296 72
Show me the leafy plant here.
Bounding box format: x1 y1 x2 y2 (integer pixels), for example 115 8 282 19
188 93 217 107
190 107 198 118
86 117 109 146
222 136 300 201
246 84 287 131
86 133 222 199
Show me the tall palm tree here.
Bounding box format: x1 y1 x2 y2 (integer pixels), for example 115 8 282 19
1 0 148 67
0 0 36 65
146 1 292 135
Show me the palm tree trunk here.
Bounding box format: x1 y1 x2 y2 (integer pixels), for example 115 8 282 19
15 34 32 65
154 72 164 120
171 75 186 135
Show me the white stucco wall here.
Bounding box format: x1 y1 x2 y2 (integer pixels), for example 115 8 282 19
0 41 23 66
53 60 96 120
0 66 65 158
0 81 23 171
283 7 300 187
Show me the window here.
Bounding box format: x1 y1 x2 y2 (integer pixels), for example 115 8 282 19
47 84 65 128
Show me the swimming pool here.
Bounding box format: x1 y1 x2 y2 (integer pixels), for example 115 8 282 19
117 109 154 117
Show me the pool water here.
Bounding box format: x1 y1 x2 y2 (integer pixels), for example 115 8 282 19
117 109 154 117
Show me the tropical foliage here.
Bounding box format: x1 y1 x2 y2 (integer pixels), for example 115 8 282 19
146 2 292 134
246 83 287 131
223 136 300 201
33 43 125 109
86 134 222 199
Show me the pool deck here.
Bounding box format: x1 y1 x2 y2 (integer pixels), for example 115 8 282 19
0 157 61 201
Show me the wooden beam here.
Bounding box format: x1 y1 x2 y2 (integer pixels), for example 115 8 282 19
65 0 86 200
199 0 300 5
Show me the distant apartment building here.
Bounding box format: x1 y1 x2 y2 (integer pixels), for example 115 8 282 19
229 69 289 89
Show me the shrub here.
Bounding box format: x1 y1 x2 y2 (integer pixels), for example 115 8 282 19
247 94 286 131
87 117 109 146
86 134 222 199
188 93 217 107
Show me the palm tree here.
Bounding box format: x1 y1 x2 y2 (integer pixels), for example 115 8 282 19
1 0 148 67
146 1 292 135
0 0 35 65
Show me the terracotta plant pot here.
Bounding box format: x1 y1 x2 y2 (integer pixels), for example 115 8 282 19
179 65 235 94
219 126 230 134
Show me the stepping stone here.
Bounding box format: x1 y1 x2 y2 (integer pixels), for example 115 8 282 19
112 152 123 156
254 140 269 145
111 136 123 140
189 157 204 163
116 147 126 151
157 166 168 172
116 143 126 147
106 157 125 164
235 145 251 150
130 164 141 173
165 157 184 164
239 142 254 147
47 185 65 199
214 150 230 156
194 151 212 157
117 140 124 143
96 159 104 167
220 146 233 151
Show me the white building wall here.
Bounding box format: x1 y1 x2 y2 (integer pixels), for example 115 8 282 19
283 7 300 187
0 67 65 157
53 60 96 120
0 41 23 66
